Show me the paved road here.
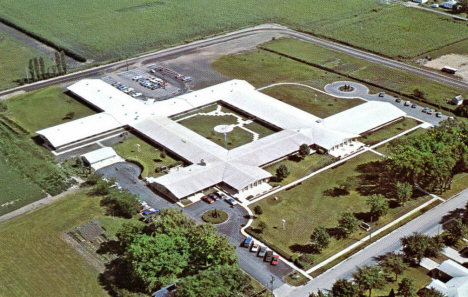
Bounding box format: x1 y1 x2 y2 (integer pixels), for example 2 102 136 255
0 24 466 99
96 162 291 289
325 81 449 125
277 190 468 297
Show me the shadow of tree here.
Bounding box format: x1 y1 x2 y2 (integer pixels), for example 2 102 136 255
289 243 319 254
326 227 344 239
355 160 394 198
323 187 349 197
440 208 464 224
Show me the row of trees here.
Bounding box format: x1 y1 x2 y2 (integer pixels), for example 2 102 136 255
27 51 67 82
388 120 468 193
101 208 251 296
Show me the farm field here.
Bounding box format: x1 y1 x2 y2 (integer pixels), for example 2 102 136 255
6 85 96 133
0 0 383 61
248 152 432 268
0 158 46 216
0 190 109 297
261 38 468 110
113 134 181 178
313 5 468 59
0 31 50 90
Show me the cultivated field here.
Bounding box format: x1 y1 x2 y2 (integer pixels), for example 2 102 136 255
0 190 109 297
0 0 383 61
6 85 95 132
314 5 468 59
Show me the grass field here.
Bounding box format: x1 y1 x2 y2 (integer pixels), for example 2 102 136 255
360 117 421 145
0 31 50 90
177 104 276 149
113 134 180 178
261 38 468 110
375 128 426 156
373 265 432 296
0 190 109 297
248 152 432 266
264 153 335 185
0 0 383 61
261 85 364 118
314 5 468 59
0 158 46 216
6 85 95 132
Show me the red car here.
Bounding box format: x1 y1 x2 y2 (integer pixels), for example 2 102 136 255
201 196 214 204
271 254 279 265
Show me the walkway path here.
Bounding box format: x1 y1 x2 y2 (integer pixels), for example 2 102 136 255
0 185 80 224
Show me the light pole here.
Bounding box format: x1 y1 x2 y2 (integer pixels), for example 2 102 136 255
270 275 275 297
136 144 140 153
314 93 317 102
224 131 228 150
281 219 286 230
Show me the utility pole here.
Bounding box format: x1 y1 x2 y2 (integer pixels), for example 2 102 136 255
270 275 275 297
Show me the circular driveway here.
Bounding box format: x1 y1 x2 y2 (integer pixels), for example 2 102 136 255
324 81 370 99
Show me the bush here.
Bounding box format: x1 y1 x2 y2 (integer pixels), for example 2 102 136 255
254 205 263 215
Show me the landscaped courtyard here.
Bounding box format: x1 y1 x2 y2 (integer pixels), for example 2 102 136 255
176 104 277 149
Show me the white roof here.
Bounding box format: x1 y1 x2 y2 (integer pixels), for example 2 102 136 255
323 101 406 135
81 147 118 165
427 260 468 297
37 113 123 148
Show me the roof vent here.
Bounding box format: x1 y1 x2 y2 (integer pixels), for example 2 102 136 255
200 159 206 166
316 119 323 124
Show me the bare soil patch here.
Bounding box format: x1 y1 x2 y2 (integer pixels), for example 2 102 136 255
425 54 468 81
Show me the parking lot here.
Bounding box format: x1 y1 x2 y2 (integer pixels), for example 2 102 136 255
101 64 191 101
96 162 292 289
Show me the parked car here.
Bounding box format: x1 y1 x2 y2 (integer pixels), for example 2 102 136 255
251 244 259 253
201 196 215 204
132 92 142 97
378 92 385 97
264 251 274 262
432 3 439 7
448 116 455 120
142 208 159 216
395 98 401 103
224 196 237 206
243 237 253 248
258 246 267 257
208 193 219 201
422 107 429 113
427 109 434 115
271 254 279 265
411 103 417 108
436 112 442 118
404 101 411 106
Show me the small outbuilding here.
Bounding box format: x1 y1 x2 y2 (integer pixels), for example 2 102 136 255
451 95 464 106
413 0 428 3
440 0 458 9
80 147 124 170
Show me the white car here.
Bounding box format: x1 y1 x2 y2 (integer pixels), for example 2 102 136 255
224 196 237 206
132 92 142 97
251 244 259 253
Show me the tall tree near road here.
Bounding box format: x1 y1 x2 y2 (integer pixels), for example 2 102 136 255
55 51 62 75
338 212 359 237
39 57 46 79
395 182 413 206
60 51 67 74
28 59 35 81
378 252 407 282
446 218 468 245
33 57 40 81
332 278 359 297
367 194 389 222
311 226 330 252
400 232 445 264
352 264 386 297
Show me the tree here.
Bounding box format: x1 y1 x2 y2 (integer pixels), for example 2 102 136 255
64 111 75 120
276 164 290 181
60 50 67 74
257 221 267 233
446 218 468 245
39 57 46 79
339 212 359 237
311 226 330 252
101 189 141 218
367 194 389 221
378 252 407 282
176 264 253 297
413 88 426 99
352 264 386 297
418 287 447 297
28 59 35 81
397 278 417 297
332 278 359 297
299 144 311 159
55 51 62 75
33 57 40 81
160 149 166 159
395 182 413 206
254 205 263 215
400 232 445 264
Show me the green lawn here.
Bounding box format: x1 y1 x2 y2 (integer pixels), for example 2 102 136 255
314 5 468 59
265 153 335 186
373 266 432 297
6 85 95 132
0 158 46 216
249 152 433 267
113 134 181 178
177 104 276 149
261 38 468 110
360 117 421 145
0 190 110 297
375 128 426 156
0 31 51 90
261 84 364 118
